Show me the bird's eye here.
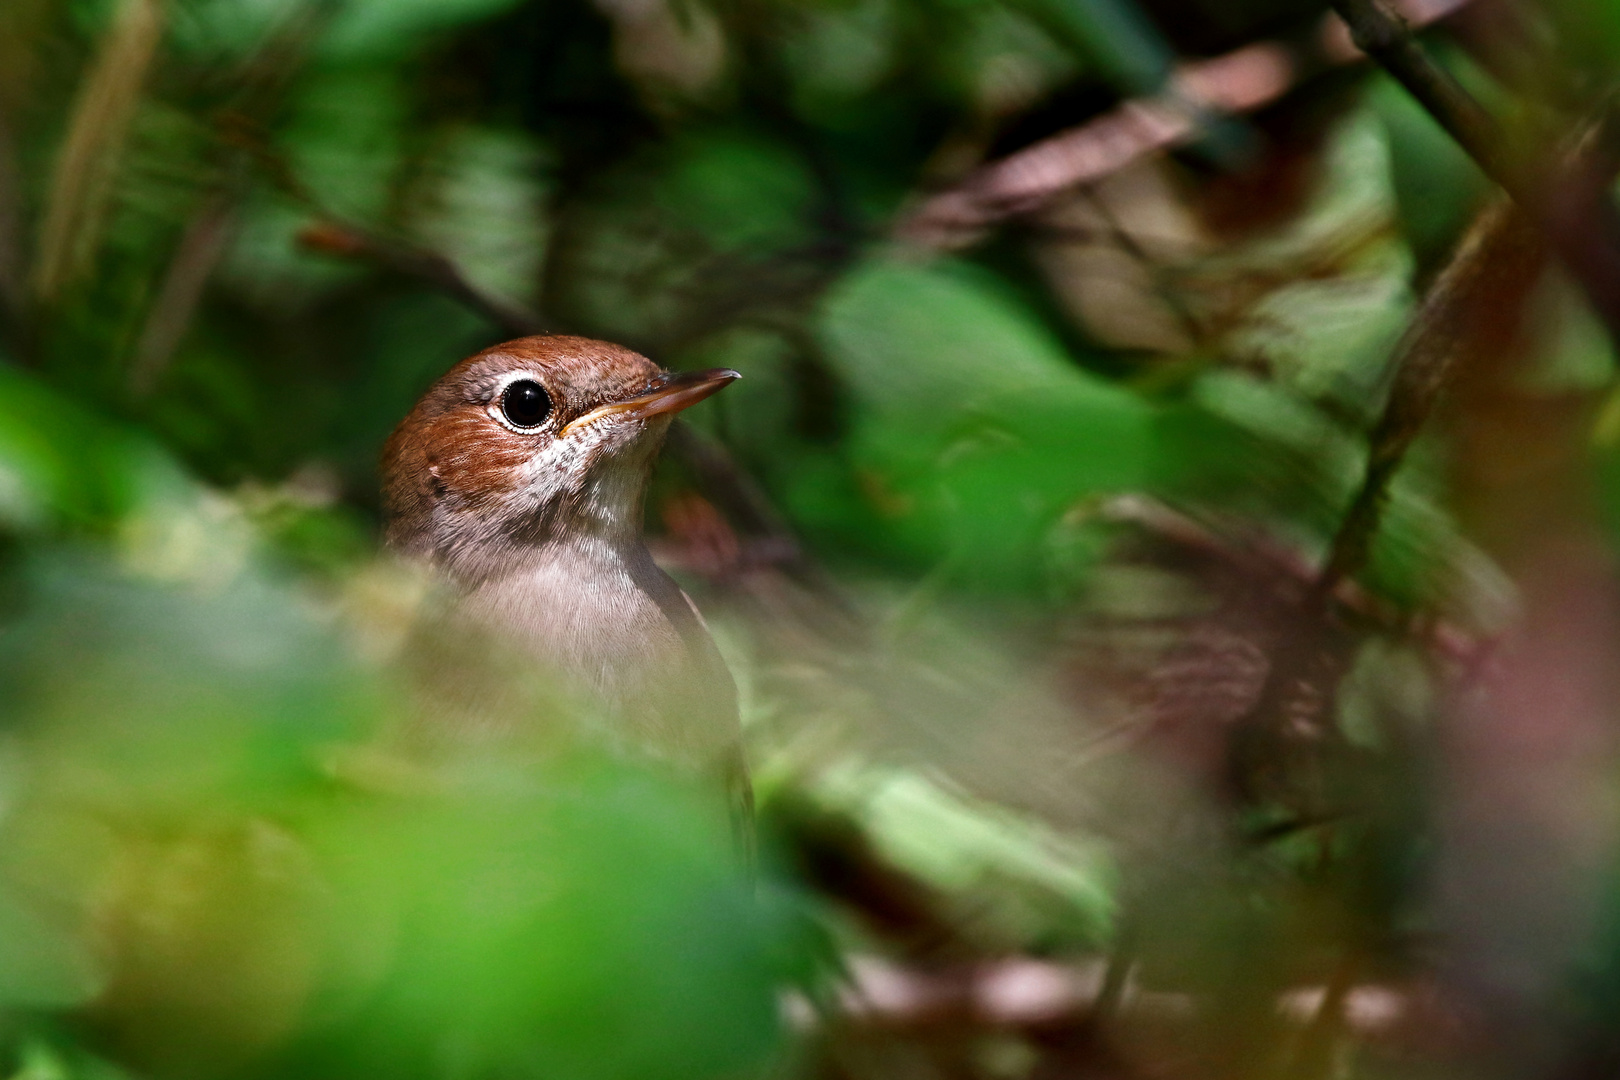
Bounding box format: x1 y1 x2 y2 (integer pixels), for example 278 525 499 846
500 380 552 429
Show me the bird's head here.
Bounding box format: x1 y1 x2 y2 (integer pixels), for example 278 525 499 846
381 335 738 579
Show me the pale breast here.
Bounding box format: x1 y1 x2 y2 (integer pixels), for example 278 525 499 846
456 538 740 767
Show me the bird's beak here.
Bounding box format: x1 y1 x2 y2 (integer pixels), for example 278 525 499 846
562 368 740 436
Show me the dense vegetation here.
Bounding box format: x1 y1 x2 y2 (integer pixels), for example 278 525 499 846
2 0 1620 1078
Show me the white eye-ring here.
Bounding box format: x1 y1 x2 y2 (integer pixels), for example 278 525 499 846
487 372 554 432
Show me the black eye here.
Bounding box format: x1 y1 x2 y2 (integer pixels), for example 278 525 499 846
500 380 552 429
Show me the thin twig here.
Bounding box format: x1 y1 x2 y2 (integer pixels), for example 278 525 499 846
130 193 238 397
1097 495 1479 662
1225 200 1544 807
1328 0 1620 345
0 116 27 361
1090 921 1136 1030
33 0 165 300
896 0 1477 249
1281 954 1361 1080
119 4 337 390
1077 186 1208 349
1330 0 1505 175
1316 199 1544 594
298 221 546 338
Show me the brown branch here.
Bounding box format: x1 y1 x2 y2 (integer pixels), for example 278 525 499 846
1327 0 1620 345
1285 954 1362 1080
1330 0 1505 176
1097 495 1480 663
1316 199 1544 594
298 221 546 338
0 117 23 334
0 115 31 365
896 0 1477 250
129 193 238 397
1224 200 1544 808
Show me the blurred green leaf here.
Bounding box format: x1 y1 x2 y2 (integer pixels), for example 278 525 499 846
1370 73 1489 267
305 761 798 1080
407 126 552 308
812 257 1155 587
167 0 307 60
817 762 1115 947
553 129 821 342
0 886 106 1008
1006 0 1172 93
319 0 531 59
0 367 182 533
0 557 370 808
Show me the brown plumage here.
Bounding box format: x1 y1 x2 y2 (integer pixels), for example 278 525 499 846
381 335 745 793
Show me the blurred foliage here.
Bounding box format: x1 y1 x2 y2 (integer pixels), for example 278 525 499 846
5 0 1620 1078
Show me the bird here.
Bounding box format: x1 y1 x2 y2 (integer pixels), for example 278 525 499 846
379 334 748 824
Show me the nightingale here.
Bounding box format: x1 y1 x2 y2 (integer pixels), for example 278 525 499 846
380 335 747 813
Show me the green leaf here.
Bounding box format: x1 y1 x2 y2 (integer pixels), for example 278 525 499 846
0 367 179 533
406 126 552 309
308 761 800 1080
812 257 1155 587
553 130 820 342
1371 73 1490 266
320 0 531 59
0 887 105 1007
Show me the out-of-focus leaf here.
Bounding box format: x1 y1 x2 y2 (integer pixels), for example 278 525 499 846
0 367 183 532
780 0 899 113
1007 0 1171 93
1168 369 1500 616
406 126 552 309
1209 111 1413 416
220 66 407 307
814 761 1115 947
221 192 362 308
656 132 818 252
319 0 530 59
304 760 798 1080
1519 268 1617 393
553 130 820 343
282 65 406 217
351 292 500 456
0 548 805 1079
167 0 307 60
6 1040 131 1080
1232 266 1409 416
1370 73 1489 266
0 557 371 809
0 884 105 1007
812 257 1156 588
1542 0 1620 78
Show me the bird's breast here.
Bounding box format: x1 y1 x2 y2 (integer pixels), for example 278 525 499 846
453 539 739 765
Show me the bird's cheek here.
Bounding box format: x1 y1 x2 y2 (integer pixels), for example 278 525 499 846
437 441 530 509
607 415 668 454
521 436 590 490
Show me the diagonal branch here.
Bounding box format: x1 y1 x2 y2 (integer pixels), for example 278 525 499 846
129 193 239 397
1330 0 1506 176
896 0 1478 250
298 221 546 338
1328 0 1620 346
1316 198 1545 594
1228 199 1545 807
